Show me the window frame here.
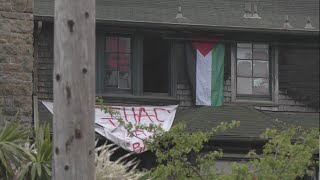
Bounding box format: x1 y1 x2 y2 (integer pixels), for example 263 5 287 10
96 33 133 94
96 30 177 98
104 35 132 90
231 42 279 103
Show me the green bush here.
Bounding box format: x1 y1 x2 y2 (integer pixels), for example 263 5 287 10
0 114 31 179
16 123 52 180
97 98 319 179
0 112 144 180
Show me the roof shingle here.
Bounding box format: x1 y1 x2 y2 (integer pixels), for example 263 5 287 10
34 0 319 32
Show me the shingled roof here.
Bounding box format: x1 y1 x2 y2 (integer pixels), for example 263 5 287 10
39 101 319 142
34 0 319 33
174 104 319 141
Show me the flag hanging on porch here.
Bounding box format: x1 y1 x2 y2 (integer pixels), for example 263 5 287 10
192 40 225 106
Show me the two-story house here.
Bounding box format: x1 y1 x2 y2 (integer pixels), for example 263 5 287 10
33 0 319 172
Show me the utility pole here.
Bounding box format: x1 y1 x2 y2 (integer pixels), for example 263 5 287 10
53 0 95 179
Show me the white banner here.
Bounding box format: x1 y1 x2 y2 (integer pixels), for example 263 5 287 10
42 101 178 153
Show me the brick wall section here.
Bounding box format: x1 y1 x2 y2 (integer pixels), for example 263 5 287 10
0 0 33 125
34 22 54 100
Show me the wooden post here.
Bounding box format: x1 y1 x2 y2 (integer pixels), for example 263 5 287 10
53 0 95 179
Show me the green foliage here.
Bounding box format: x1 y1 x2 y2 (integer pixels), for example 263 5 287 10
146 121 240 180
97 97 320 180
0 114 31 179
228 124 319 180
16 123 52 180
0 103 145 179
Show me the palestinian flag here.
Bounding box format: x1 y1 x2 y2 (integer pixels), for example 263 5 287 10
192 40 225 106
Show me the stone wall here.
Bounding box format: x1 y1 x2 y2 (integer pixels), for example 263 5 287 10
0 0 33 125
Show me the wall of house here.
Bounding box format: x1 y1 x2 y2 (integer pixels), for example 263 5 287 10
258 46 319 112
0 0 33 126
34 24 319 113
34 22 54 100
279 46 319 111
34 24 195 109
177 42 319 113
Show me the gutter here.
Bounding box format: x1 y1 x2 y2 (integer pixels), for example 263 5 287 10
34 15 319 36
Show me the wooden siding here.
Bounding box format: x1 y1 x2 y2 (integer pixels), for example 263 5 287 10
34 22 54 100
34 23 319 112
278 46 319 110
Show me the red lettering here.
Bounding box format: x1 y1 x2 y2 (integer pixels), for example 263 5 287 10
140 146 145 153
138 108 154 123
110 107 121 112
133 129 147 138
132 142 145 153
153 108 170 122
131 107 138 123
100 117 117 127
123 107 128 122
132 142 140 151
110 107 122 120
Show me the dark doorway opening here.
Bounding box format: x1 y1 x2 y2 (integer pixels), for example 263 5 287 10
143 36 169 93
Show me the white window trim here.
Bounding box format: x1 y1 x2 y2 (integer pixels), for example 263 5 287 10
230 43 279 103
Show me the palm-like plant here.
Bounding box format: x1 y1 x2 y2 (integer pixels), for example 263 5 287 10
16 123 52 180
0 115 31 179
1 111 144 179
95 143 145 180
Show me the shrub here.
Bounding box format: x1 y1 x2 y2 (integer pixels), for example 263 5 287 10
0 114 31 179
16 123 52 180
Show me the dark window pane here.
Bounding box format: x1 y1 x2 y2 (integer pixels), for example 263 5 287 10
119 71 131 89
105 70 118 87
118 54 130 72
253 47 269 60
237 43 252 48
253 44 268 49
237 60 252 77
105 53 118 71
118 37 131 53
237 47 252 59
253 60 269 77
104 36 131 89
105 37 118 52
237 77 252 94
253 78 269 95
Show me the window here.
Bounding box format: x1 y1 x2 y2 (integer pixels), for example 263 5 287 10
104 36 131 89
96 31 177 98
236 43 271 99
143 36 169 94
